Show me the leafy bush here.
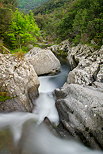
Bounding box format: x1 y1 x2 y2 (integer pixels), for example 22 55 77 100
6 9 41 49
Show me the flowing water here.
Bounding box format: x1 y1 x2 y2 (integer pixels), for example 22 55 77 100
0 65 102 154
33 65 69 125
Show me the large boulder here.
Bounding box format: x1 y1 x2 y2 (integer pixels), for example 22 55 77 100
55 83 103 149
0 54 39 112
25 47 61 75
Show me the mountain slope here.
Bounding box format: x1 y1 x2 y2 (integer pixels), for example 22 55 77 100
33 0 70 14
17 0 49 12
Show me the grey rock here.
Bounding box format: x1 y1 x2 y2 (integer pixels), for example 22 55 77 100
48 45 60 52
48 40 71 53
25 47 61 75
67 44 94 69
56 83 103 149
0 54 39 112
67 44 103 85
97 64 103 82
54 43 103 150
67 59 100 85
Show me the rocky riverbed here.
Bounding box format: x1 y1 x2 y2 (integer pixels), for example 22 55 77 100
0 42 103 152
50 41 103 149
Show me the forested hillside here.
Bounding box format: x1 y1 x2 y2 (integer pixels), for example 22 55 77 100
34 0 103 46
17 0 49 12
34 0 69 14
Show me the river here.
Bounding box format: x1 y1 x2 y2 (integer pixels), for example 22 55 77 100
0 65 102 154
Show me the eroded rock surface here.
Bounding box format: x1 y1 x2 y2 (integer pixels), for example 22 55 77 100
0 54 39 112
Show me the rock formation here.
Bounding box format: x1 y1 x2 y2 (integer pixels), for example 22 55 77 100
67 44 103 84
56 83 103 149
0 53 39 112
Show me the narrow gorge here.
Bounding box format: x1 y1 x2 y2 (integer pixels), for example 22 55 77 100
0 42 103 154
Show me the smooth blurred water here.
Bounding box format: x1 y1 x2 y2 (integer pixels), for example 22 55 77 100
0 65 102 154
19 123 103 154
39 65 69 93
33 65 70 125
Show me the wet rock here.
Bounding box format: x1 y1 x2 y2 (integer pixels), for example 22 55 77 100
0 54 39 112
25 47 61 75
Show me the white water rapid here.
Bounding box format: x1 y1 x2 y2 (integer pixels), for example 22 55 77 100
0 65 102 154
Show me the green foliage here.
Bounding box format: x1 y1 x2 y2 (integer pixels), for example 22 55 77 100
0 0 17 48
0 92 12 102
57 0 103 45
34 0 103 46
0 95 12 102
6 9 40 49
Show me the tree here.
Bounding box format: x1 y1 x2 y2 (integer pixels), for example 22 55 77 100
0 0 17 46
6 9 40 49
